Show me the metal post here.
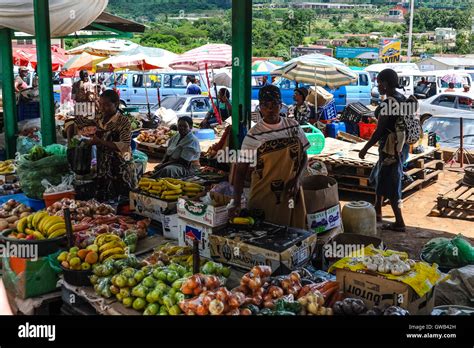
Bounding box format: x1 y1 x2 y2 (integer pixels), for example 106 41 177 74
0 29 18 158
460 117 464 168
407 0 415 63
231 0 252 150
34 0 56 145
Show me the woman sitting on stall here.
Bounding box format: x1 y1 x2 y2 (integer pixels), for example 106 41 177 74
230 85 310 229
151 116 201 178
74 90 136 202
288 87 316 125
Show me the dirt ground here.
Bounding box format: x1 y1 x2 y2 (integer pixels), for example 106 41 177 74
146 159 473 259
340 169 474 258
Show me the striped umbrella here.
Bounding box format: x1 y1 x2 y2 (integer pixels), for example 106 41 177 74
97 46 178 72
168 44 232 71
61 52 107 77
252 60 278 73
272 53 356 89
441 73 467 85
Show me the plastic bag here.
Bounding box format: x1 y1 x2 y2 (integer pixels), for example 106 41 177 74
422 234 474 268
45 144 67 157
67 142 92 175
16 152 71 199
41 175 75 194
16 132 42 155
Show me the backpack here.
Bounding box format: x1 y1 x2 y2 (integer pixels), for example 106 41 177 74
403 95 422 145
387 95 421 145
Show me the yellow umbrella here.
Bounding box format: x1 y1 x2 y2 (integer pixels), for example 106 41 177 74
61 52 107 77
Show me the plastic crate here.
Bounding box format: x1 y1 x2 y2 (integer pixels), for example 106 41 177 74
17 102 40 121
318 100 337 121
301 124 325 155
326 121 346 138
358 122 377 140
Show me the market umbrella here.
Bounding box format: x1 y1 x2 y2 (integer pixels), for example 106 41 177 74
61 52 107 78
67 39 139 57
441 73 467 85
212 69 232 88
252 60 278 73
169 44 233 124
98 46 178 114
272 53 357 109
13 47 67 72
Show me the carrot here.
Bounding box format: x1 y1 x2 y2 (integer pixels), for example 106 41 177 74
319 281 339 293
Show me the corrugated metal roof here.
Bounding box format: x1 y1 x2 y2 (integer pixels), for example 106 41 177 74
428 57 474 67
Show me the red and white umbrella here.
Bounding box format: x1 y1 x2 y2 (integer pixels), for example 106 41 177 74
13 46 68 72
169 44 232 71
169 44 232 124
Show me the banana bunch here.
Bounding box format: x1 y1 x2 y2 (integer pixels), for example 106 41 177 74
94 233 128 263
0 160 15 175
138 178 204 201
16 211 66 240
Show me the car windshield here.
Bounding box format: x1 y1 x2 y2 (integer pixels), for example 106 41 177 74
160 96 187 111
423 117 474 148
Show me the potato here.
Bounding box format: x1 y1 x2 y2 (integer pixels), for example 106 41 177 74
6 216 18 223
0 220 9 230
20 212 30 218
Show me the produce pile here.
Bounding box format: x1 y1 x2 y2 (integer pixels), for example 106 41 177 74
421 234 474 269
0 160 15 175
58 245 99 271
138 178 205 201
0 182 22 196
136 127 176 146
360 253 416 276
332 298 410 316
0 200 33 232
47 198 150 248
8 212 66 240
26 145 51 162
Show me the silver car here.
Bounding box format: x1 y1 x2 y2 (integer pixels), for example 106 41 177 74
154 95 213 120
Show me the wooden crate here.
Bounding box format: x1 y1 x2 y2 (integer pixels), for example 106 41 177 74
436 181 474 221
318 151 444 199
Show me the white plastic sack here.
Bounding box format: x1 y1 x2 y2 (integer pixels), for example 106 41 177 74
0 0 108 37
155 107 178 127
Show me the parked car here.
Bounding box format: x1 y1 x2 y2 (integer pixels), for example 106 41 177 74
108 71 212 109
153 95 216 126
423 116 474 150
251 70 372 113
419 93 474 121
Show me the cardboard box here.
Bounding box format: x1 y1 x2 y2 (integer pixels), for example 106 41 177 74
162 213 179 240
177 218 223 259
210 223 318 275
307 204 342 234
130 190 177 222
177 198 229 227
336 268 435 315
2 255 60 300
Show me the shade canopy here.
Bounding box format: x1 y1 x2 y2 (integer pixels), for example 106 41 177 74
67 38 139 57
61 52 107 77
13 45 67 71
97 46 178 72
169 43 232 71
0 0 108 37
272 53 357 89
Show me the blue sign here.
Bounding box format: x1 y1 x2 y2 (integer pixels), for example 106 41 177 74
336 47 379 59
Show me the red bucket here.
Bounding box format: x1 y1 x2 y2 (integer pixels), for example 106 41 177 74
358 122 377 140
43 190 76 208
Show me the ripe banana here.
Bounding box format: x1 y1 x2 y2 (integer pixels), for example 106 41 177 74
33 231 45 240
162 189 182 196
27 214 34 229
41 216 65 234
104 254 127 262
99 247 125 262
33 212 48 230
48 229 66 239
95 234 121 247
47 223 66 237
25 228 36 236
183 187 202 193
17 217 28 234
163 180 181 191
99 240 126 253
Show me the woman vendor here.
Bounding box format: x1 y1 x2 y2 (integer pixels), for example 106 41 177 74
231 85 310 229
288 87 316 125
72 90 136 201
150 116 201 178
359 69 408 232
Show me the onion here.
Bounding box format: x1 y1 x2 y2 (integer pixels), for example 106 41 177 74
209 299 225 315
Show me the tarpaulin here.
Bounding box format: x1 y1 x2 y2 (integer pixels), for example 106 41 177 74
0 0 108 37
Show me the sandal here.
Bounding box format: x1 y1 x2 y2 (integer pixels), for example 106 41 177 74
381 223 406 232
